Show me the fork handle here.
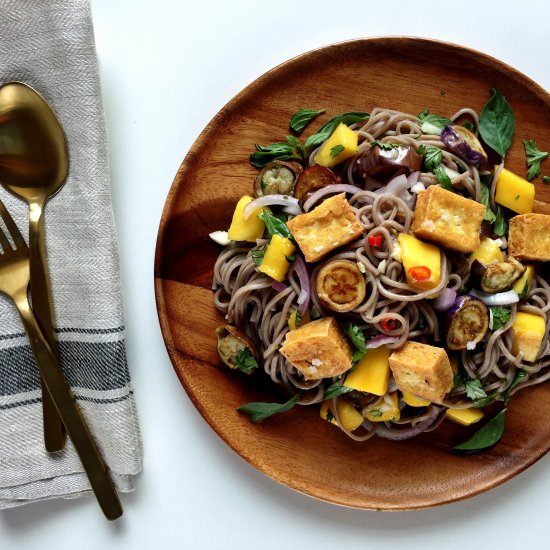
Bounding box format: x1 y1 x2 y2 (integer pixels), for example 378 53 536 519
14 290 123 520
29 200 65 452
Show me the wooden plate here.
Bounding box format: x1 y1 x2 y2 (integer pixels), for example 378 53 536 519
155 37 550 510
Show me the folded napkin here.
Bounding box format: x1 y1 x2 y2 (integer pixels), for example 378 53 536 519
0 0 142 509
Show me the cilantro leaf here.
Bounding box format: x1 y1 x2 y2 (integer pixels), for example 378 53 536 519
305 112 369 149
489 307 511 330
238 393 300 422
250 135 304 168
464 379 488 401
369 409 383 418
258 210 292 240
523 139 548 181
451 408 507 453
289 108 325 134
345 323 367 363
235 348 259 374
370 141 402 150
478 88 515 159
330 144 345 158
323 381 353 400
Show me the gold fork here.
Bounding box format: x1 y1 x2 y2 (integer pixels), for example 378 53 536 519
0 199 122 520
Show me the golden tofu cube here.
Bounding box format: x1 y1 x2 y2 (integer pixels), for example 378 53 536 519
280 317 352 380
320 398 364 432
508 213 550 262
344 345 391 396
445 405 484 426
512 311 545 362
389 341 453 404
286 193 363 262
411 186 485 253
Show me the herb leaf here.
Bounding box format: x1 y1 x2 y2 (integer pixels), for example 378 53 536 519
422 146 443 171
324 381 353 400
478 88 515 159
479 176 497 223
330 144 345 158
543 176 550 184
250 135 304 168
489 306 511 330
238 393 300 422
464 379 487 401
493 208 508 237
250 244 266 266
258 210 292 239
345 323 366 363
235 348 259 374
435 165 453 192
451 408 507 453
371 141 402 150
289 108 325 134
502 370 527 403
523 139 548 181
305 112 369 149
418 109 452 134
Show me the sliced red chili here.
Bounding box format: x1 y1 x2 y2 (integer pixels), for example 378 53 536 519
368 235 383 247
380 318 398 331
408 266 432 282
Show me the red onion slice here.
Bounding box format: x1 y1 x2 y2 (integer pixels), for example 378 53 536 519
302 184 364 212
243 194 301 219
371 406 443 441
433 287 458 312
272 281 288 292
293 255 311 314
364 334 400 349
469 289 519 306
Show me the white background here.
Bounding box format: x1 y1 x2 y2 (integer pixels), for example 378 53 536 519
2 0 550 548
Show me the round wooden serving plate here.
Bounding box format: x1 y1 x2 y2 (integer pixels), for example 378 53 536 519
155 37 550 510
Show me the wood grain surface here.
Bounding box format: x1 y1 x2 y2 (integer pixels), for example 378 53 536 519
155 37 550 510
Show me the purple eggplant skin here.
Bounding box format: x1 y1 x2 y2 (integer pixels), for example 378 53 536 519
440 125 488 168
444 295 489 350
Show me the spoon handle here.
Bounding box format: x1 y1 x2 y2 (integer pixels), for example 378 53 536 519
29 202 66 452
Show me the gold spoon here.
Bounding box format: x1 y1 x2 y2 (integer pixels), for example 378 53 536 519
0 82 68 452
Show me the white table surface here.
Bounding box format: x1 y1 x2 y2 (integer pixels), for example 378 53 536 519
2 0 550 548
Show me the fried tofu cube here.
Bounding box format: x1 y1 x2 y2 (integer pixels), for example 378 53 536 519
389 341 453 404
286 193 363 262
411 186 485 253
279 317 352 380
508 213 550 262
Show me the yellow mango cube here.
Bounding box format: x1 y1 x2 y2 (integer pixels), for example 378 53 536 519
445 405 484 426
320 399 364 432
288 309 311 331
495 168 535 214
344 346 391 396
314 122 358 168
470 237 504 265
512 311 545 362
397 233 441 291
227 196 266 242
402 391 430 407
258 234 296 282
364 392 400 423
512 265 535 298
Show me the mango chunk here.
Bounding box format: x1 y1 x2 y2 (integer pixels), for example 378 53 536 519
398 233 441 291
512 265 535 299
402 391 430 407
314 122 358 168
445 405 484 426
495 168 535 214
364 392 400 422
320 399 364 432
227 196 266 242
288 309 311 331
470 237 504 265
257 234 296 282
512 311 545 362
344 346 391 396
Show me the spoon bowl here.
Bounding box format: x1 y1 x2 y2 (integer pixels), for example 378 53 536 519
0 81 69 452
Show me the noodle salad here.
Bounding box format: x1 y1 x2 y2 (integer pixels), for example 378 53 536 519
210 89 550 452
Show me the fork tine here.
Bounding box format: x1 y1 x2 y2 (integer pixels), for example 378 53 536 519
0 221 10 252
0 199 26 249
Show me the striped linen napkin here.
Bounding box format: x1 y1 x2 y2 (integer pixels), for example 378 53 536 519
0 0 142 509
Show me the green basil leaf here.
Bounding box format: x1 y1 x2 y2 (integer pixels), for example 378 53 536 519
345 323 366 364
478 88 515 159
235 348 259 374
422 145 443 171
305 111 369 149
289 108 325 134
324 381 353 400
464 379 487 401
523 139 549 181
543 176 550 184
237 393 300 422
493 207 508 237
451 408 507 453
479 179 497 223
435 165 453 192
489 306 511 330
418 110 452 134
258 210 292 239
250 245 266 266
250 135 304 168
502 370 527 403
330 144 345 158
